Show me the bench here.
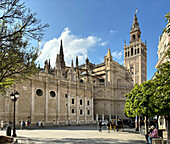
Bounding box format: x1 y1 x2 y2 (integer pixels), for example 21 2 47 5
152 138 164 144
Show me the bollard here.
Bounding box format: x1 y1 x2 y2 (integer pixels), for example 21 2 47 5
6 126 11 136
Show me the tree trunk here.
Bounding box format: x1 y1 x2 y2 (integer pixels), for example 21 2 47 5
145 116 149 142
138 116 141 132
135 115 139 131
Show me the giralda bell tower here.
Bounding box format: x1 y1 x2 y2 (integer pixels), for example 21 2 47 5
124 10 147 84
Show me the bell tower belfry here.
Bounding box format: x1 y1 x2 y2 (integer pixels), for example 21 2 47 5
124 10 147 84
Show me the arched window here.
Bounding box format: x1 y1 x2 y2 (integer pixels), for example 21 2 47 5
138 48 139 54
125 52 127 57
131 48 133 56
135 49 136 55
128 51 129 57
133 34 135 40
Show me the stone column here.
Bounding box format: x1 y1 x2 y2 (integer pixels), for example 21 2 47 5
96 114 98 122
68 95 70 122
84 96 87 123
102 114 104 121
109 115 111 121
91 98 94 121
57 81 60 126
31 80 35 123
76 95 79 124
45 78 49 122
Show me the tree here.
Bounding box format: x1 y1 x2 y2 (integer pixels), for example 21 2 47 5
124 81 156 135
0 0 48 94
154 52 170 143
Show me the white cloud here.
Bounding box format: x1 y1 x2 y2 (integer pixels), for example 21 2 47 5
37 27 106 67
110 30 118 35
112 50 123 60
101 41 107 46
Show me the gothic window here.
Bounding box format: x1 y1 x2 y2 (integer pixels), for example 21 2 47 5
72 109 74 113
125 52 127 57
72 98 74 104
80 99 82 105
131 48 133 56
50 91 56 98
80 109 82 115
138 48 139 54
135 49 136 55
99 79 104 85
36 89 43 97
138 34 140 39
87 100 90 106
128 51 129 57
80 79 83 83
87 110 90 115
65 94 67 98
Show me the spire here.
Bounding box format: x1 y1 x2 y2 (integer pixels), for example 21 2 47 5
106 48 112 57
76 56 78 68
59 39 64 56
86 57 89 65
48 59 51 70
132 9 139 30
71 60 74 68
130 9 141 41
59 39 65 69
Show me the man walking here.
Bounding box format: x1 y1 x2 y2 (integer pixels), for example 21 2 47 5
98 120 102 132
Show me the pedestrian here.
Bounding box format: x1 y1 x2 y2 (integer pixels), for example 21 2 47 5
153 118 158 129
25 120 28 129
112 121 116 132
38 120 41 128
148 125 159 144
27 120 30 127
22 121 25 129
1 120 4 130
107 121 110 133
20 120 23 129
53 120 56 127
98 120 102 132
68 119 71 126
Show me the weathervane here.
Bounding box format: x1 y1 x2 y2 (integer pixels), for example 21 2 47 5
135 8 137 16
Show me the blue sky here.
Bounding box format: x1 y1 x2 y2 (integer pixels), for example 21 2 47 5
22 0 170 80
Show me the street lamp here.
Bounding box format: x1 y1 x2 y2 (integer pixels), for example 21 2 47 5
10 91 19 137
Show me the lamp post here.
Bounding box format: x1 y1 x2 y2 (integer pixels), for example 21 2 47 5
10 91 19 137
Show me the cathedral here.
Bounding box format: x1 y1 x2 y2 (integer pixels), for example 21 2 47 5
0 12 147 125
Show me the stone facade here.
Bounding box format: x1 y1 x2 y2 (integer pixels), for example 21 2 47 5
0 41 133 125
124 13 147 84
155 23 170 69
0 13 148 125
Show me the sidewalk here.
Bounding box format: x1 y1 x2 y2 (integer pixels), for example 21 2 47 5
1 125 146 144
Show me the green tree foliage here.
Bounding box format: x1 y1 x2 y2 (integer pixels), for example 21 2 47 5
124 81 157 118
153 56 170 116
164 12 170 36
0 0 48 94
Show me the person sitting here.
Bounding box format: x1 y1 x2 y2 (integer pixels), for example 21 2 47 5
148 125 159 144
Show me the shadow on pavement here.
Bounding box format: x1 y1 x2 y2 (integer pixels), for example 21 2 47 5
24 137 146 144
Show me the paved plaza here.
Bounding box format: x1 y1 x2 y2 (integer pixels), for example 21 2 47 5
0 125 146 144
